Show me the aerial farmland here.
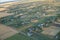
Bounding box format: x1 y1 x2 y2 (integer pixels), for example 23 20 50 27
0 0 60 40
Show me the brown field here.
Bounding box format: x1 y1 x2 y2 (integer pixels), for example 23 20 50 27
42 26 60 36
0 2 20 8
0 13 13 18
0 8 6 12
0 24 18 40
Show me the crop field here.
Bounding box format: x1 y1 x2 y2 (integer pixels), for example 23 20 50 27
0 13 13 18
42 26 60 36
0 24 18 40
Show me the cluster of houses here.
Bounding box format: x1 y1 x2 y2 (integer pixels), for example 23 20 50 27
26 16 57 36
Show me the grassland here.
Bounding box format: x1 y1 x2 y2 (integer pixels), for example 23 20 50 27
5 33 34 40
5 33 54 40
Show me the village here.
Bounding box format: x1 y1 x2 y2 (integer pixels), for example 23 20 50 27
0 0 60 40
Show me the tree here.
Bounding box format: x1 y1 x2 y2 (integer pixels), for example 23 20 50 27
56 32 60 40
57 14 60 19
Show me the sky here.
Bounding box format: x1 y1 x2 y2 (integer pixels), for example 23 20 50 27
0 0 16 2
0 0 46 3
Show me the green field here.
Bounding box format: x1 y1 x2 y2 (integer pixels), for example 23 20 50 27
5 33 54 40
5 33 34 40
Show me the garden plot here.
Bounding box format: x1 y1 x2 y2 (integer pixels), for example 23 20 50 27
0 24 18 40
42 26 60 37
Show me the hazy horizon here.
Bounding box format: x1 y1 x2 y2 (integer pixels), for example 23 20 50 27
0 0 46 3
0 0 17 3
